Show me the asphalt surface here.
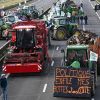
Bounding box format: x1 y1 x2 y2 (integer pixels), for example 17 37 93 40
0 40 7 49
0 0 100 100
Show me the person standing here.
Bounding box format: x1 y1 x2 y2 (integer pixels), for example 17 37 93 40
0 74 7 100
67 11 71 23
84 15 88 25
80 16 84 25
76 16 80 24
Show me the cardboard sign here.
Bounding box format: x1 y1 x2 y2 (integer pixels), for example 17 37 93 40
53 67 91 97
90 51 98 62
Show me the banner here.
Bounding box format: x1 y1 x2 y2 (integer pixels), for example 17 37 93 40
90 51 98 61
53 67 91 97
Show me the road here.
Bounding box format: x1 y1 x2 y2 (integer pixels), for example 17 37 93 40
0 0 100 100
0 40 7 49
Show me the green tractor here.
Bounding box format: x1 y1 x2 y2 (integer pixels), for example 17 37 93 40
61 45 98 97
51 17 78 40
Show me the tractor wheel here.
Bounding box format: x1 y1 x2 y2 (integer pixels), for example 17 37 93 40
97 60 100 75
56 27 67 40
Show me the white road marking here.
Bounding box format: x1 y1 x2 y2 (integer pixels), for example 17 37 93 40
89 0 94 9
50 46 56 66
0 40 11 50
96 12 100 20
56 46 59 51
51 60 54 66
91 98 95 100
51 46 55 58
43 83 47 92
60 59 63 66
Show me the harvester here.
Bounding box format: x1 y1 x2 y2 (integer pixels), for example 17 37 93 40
2 17 49 73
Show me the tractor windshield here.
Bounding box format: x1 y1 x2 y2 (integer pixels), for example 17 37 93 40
67 49 88 67
16 28 35 49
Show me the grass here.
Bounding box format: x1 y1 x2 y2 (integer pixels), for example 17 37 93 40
97 0 100 2
0 0 25 8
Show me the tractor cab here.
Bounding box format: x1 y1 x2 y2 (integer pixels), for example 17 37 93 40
65 45 89 68
11 24 36 52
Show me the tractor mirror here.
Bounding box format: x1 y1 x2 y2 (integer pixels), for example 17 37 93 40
61 49 64 53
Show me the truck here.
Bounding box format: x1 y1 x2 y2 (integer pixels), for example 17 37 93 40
54 45 97 99
2 17 49 73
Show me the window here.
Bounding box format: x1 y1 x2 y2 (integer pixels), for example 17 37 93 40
67 49 88 67
16 28 35 49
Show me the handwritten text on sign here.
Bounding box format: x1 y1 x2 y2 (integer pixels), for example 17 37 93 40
54 67 91 97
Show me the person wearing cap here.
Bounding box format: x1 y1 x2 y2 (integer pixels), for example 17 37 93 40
0 74 7 100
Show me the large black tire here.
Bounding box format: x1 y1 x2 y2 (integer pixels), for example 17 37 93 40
91 74 96 97
97 60 100 75
56 27 67 40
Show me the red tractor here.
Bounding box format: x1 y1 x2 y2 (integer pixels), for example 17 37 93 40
2 18 49 73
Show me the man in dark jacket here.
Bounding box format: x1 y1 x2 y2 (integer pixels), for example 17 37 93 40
0 74 7 100
80 16 84 25
84 15 88 25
